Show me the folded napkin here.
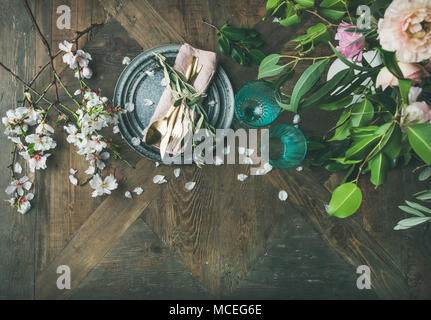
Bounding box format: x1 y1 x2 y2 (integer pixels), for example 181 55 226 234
143 43 217 156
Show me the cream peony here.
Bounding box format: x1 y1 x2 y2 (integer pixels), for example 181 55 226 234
376 62 430 90
378 0 431 63
401 87 431 125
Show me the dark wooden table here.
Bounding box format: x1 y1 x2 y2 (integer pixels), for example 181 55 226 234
1 0 430 300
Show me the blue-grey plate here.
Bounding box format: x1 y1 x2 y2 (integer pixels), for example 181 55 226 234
114 44 234 162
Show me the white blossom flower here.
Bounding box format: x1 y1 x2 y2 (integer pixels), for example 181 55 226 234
5 176 32 196
113 125 120 134
20 152 50 172
14 162 22 174
16 193 34 214
89 174 118 197
153 175 167 184
8 137 25 149
69 168 78 175
278 190 288 201
185 181 196 191
122 56 131 65
173 168 181 178
125 191 132 199
85 166 96 175
237 174 248 182
59 40 73 53
35 121 54 135
69 175 78 186
132 187 143 195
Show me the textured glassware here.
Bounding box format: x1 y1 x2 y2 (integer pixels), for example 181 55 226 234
234 80 281 127
261 124 307 170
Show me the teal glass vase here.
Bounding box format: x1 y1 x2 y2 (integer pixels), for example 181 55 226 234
234 80 281 127
261 124 307 170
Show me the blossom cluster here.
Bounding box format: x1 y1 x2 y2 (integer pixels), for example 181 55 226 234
2 101 56 213
65 86 123 197
59 40 93 79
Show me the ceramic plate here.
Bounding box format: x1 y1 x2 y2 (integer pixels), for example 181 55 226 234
114 44 234 162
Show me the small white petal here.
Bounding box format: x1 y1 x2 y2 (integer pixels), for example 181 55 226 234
132 187 143 195
153 175 167 184
324 204 329 213
245 148 254 156
244 157 253 165
185 181 196 191
143 99 154 106
278 190 288 201
237 174 248 182
263 162 273 174
131 137 141 146
208 100 217 106
69 175 78 186
85 166 96 175
273 17 280 23
155 161 160 167
122 56 131 65
238 147 245 155
145 70 155 77
174 168 181 178
293 114 300 124
69 168 78 175
296 166 303 172
125 191 132 199
74 89 82 96
14 162 22 174
125 102 135 112
113 125 120 134
223 145 231 155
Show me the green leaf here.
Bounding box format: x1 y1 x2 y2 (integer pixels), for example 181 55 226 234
405 200 431 215
351 99 374 127
302 68 351 109
218 36 231 56
328 182 362 218
324 162 351 172
407 123 431 165
395 216 431 228
419 167 431 181
398 79 412 105
248 49 266 65
221 26 258 41
279 2 301 27
240 39 264 49
258 54 285 79
266 0 284 13
351 126 379 141
320 0 343 8
294 0 314 7
376 48 404 79
345 134 380 160
383 125 402 159
290 59 329 112
329 43 373 72
329 109 352 141
318 96 353 111
369 152 389 187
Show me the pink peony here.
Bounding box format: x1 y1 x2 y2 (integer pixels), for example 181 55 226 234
335 21 365 62
378 0 431 63
376 62 430 90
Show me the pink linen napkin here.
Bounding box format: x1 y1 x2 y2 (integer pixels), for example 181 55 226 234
143 43 217 155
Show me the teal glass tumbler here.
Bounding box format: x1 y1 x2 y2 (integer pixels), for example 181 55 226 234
234 80 281 127
261 124 307 170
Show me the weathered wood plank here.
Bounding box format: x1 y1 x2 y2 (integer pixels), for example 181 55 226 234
0 0 37 299
35 159 159 299
101 0 184 49
264 167 410 299
71 217 209 299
